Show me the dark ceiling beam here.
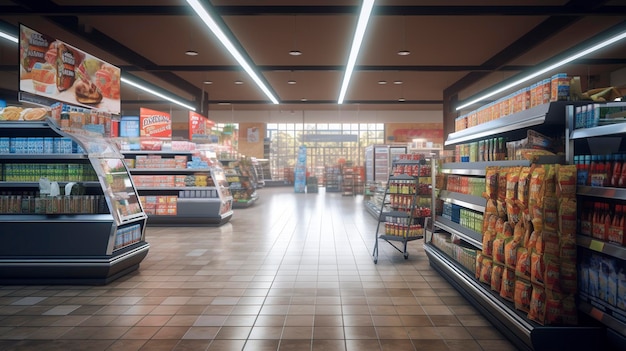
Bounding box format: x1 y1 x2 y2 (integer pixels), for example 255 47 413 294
0 5 624 17
444 0 613 99
114 58 626 74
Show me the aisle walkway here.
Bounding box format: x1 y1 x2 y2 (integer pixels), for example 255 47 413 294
0 187 518 351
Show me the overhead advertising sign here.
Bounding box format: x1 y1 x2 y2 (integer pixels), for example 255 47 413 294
140 108 171 137
188 111 214 141
18 24 121 114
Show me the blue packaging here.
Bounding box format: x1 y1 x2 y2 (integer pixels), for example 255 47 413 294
120 116 140 137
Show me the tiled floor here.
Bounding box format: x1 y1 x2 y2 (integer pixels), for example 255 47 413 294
0 187 519 350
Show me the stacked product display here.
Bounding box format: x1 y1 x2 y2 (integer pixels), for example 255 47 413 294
122 146 233 225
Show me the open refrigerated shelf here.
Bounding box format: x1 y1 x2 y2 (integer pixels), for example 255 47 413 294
424 243 604 351
0 120 149 284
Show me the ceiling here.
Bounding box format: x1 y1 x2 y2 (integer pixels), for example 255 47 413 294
0 0 626 118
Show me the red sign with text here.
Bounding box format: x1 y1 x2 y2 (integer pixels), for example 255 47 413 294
140 108 171 137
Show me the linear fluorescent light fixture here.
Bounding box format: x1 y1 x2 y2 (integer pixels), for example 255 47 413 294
0 30 18 43
456 28 626 111
337 0 376 104
121 76 196 111
186 0 279 105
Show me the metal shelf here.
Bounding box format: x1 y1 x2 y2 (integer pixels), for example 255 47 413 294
441 160 531 176
425 243 604 351
128 168 212 173
434 215 482 249
571 122 626 139
577 185 626 201
445 102 572 146
438 190 486 212
0 153 87 160
121 150 193 155
378 234 423 242
578 297 626 338
577 235 626 261
0 181 100 188
136 186 217 191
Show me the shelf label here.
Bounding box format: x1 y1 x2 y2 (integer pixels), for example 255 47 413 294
589 239 605 252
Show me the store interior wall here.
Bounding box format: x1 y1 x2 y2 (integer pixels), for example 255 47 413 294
238 123 266 159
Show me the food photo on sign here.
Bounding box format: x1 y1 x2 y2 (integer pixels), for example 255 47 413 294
18 24 121 114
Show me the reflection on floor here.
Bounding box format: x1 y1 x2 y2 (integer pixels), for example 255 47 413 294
0 187 518 351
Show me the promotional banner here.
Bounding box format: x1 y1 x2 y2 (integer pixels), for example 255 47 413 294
18 24 121 114
140 108 171 137
188 111 213 140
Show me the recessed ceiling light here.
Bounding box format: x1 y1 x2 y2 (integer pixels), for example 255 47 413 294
398 97 406 102
203 80 213 85
289 50 302 56
185 50 199 56
397 50 411 56
234 80 244 85
300 98 307 102
218 102 231 105
378 80 387 85
288 80 297 85
393 80 403 85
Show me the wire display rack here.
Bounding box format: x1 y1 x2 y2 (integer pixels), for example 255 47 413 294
373 157 434 264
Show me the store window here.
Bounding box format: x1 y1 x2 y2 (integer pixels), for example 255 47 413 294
266 123 384 181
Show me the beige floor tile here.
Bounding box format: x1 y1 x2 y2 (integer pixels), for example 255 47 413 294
0 188 521 351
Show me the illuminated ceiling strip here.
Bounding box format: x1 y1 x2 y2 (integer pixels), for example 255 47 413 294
0 31 18 43
121 76 196 111
186 0 279 105
338 0 376 104
456 29 626 111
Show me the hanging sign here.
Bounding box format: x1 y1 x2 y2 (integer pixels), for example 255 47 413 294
140 108 171 137
18 24 121 114
188 111 213 140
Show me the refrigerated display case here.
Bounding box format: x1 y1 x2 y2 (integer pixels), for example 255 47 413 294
0 119 149 284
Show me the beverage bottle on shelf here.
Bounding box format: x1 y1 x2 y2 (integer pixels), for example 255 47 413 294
609 204 624 244
580 201 592 236
602 155 613 187
583 155 591 185
592 202 601 239
619 156 626 188
604 203 613 242
590 155 601 186
611 154 623 188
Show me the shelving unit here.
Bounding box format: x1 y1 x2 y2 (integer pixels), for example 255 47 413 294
221 159 259 208
324 166 341 192
123 151 233 225
373 157 433 263
341 166 355 196
569 105 626 349
0 120 149 284
428 101 606 351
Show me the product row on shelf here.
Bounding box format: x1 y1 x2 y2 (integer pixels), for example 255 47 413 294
427 101 626 351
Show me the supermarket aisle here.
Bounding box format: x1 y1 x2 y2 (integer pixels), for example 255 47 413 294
0 187 518 351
